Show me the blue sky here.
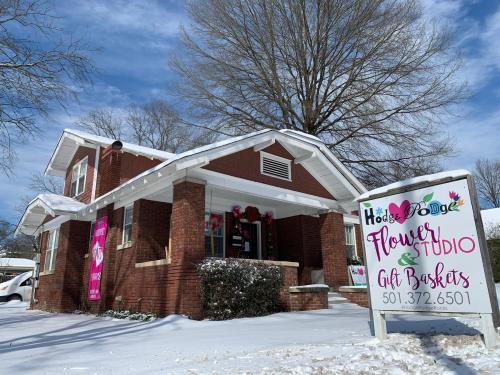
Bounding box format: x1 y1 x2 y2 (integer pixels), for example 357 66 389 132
1 0 500 223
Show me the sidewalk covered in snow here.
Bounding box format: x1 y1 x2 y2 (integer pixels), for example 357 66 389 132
0 286 498 374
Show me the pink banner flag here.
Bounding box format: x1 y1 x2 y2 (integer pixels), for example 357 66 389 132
88 216 108 301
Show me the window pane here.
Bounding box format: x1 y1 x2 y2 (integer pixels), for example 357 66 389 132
71 165 79 182
77 176 85 195
345 245 356 260
52 229 59 250
70 181 77 197
124 206 133 226
79 159 87 177
44 250 52 272
50 246 58 271
123 226 132 243
344 225 354 245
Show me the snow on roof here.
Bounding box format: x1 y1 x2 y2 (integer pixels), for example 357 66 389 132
357 170 471 201
34 193 86 213
64 129 175 160
0 258 35 269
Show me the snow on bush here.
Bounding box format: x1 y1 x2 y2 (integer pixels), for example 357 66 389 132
197 258 283 320
101 310 157 322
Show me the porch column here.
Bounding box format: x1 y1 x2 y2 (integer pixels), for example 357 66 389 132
319 210 348 289
168 178 206 319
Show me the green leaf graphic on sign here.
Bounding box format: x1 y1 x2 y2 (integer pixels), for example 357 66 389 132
363 202 372 208
423 192 434 203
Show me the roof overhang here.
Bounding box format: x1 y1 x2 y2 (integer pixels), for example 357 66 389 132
15 194 85 236
45 129 175 177
78 130 367 218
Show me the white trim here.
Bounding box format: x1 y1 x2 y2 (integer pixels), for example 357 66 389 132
194 169 340 211
122 204 134 245
253 138 275 152
239 219 262 260
343 214 360 225
294 151 315 164
39 215 72 235
70 156 88 198
91 146 100 201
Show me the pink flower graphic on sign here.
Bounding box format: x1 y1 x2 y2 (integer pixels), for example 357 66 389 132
92 242 103 267
357 267 364 275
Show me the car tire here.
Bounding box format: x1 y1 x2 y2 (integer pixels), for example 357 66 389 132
7 294 22 302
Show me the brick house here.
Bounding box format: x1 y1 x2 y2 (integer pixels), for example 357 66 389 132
16 128 366 318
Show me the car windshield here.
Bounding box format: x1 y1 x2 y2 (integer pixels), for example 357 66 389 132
7 271 32 285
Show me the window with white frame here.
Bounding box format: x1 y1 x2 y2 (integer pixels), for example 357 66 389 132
260 152 292 181
70 157 88 197
44 229 59 272
204 211 224 257
122 205 134 244
344 225 356 260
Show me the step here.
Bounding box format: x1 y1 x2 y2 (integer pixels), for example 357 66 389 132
327 292 349 305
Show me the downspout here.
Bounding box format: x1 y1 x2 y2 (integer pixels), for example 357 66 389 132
91 146 100 201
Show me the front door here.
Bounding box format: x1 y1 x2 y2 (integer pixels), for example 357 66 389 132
241 222 259 259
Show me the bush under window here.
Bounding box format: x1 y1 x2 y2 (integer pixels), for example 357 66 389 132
197 258 283 320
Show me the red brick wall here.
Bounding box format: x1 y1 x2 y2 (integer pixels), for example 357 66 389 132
96 149 161 198
320 211 348 289
290 291 328 311
34 220 90 312
203 142 334 199
276 215 321 284
64 146 96 203
134 199 171 263
280 265 299 310
340 291 369 307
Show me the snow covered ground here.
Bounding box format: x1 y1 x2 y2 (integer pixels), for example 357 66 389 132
0 287 499 374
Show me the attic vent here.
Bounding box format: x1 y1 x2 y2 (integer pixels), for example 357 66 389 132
260 152 291 181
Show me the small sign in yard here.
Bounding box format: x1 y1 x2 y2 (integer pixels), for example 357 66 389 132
358 171 499 348
348 265 367 286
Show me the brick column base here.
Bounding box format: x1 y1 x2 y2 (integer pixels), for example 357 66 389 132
320 211 348 289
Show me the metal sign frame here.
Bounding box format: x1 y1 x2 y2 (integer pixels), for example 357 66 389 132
358 174 499 349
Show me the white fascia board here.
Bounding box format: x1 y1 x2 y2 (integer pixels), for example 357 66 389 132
36 215 73 236
253 138 275 152
192 169 340 211
294 151 315 164
343 214 360 225
175 157 210 171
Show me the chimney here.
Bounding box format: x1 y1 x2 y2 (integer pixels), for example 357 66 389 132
96 141 123 197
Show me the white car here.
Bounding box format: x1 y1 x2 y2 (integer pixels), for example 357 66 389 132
0 271 33 302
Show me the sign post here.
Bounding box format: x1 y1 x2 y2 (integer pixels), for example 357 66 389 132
358 171 499 348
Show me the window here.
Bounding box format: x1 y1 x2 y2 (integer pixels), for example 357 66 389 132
205 211 224 257
122 205 134 244
344 225 356 260
70 157 88 197
260 152 291 181
44 229 59 272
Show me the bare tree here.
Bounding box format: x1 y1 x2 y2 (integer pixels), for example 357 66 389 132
172 0 465 187
0 0 94 173
77 108 123 140
0 219 36 259
77 100 216 153
474 159 500 208
28 171 63 195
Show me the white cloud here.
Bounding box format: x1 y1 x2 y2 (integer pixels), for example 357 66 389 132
73 0 186 38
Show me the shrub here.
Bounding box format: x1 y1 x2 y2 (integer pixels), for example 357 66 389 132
488 239 500 282
101 310 156 322
197 258 283 320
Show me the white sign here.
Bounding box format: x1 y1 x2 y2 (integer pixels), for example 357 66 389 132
360 178 492 314
349 265 367 286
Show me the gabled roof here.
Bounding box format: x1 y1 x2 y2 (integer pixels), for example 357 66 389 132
79 129 367 217
15 194 85 236
46 129 176 177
